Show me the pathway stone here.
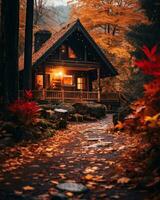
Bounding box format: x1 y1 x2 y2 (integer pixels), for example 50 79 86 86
85 141 113 148
0 116 150 200
56 182 88 193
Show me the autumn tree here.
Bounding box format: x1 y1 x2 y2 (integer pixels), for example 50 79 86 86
34 0 47 25
34 0 61 32
71 0 145 55
124 0 160 102
0 0 3 100
71 0 146 93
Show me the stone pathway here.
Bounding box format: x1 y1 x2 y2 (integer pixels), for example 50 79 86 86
0 115 149 200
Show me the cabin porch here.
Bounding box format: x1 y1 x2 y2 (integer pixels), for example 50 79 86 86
33 62 102 101
20 89 120 104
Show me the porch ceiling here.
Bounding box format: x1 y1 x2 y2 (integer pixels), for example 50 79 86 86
45 65 98 72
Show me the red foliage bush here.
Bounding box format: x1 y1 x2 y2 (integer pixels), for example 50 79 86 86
24 90 33 101
8 91 40 126
121 45 160 139
135 45 160 76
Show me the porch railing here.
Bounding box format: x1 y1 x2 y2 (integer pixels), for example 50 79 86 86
19 90 119 102
19 90 99 101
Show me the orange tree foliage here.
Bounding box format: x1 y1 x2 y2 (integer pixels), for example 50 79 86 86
70 0 147 92
122 45 160 145
71 0 145 53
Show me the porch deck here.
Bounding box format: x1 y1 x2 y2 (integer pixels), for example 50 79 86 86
20 90 120 103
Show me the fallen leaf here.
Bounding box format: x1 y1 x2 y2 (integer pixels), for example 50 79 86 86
60 164 66 168
84 174 94 180
50 180 59 185
117 177 130 184
103 185 114 189
66 192 74 197
14 190 23 195
23 185 34 191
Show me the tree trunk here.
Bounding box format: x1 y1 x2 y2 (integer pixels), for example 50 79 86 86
1 0 19 103
0 0 4 102
24 0 34 90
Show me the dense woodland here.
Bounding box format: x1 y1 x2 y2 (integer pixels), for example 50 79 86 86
0 0 160 199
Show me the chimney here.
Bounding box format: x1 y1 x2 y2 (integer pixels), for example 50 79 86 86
34 30 52 52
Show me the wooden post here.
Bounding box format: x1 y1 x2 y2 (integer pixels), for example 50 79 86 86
43 67 46 89
97 68 101 102
42 89 46 100
61 76 64 102
42 66 46 100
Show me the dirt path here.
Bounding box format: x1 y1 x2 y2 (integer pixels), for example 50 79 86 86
0 115 149 200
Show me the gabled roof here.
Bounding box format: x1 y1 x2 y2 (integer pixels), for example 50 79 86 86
19 19 117 76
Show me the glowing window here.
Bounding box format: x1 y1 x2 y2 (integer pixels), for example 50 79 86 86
35 75 43 89
64 75 73 85
68 47 77 59
77 77 86 90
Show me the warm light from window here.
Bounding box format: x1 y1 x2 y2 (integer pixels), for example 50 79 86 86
64 75 73 85
77 77 86 90
68 47 77 59
54 70 64 78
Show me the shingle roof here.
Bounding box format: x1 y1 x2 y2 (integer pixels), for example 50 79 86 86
19 19 118 76
19 20 77 71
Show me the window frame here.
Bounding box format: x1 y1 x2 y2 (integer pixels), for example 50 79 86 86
63 75 74 86
77 77 86 90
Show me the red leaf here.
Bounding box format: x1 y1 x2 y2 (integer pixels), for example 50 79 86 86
24 90 33 100
135 45 160 77
151 45 158 56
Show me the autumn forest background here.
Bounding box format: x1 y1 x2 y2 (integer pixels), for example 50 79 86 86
0 0 160 199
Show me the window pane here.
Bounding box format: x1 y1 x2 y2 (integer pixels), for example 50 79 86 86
77 78 86 90
68 47 77 59
35 75 43 89
64 75 73 85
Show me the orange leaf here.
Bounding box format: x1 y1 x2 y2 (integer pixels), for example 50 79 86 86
84 174 94 180
23 185 34 191
117 177 130 184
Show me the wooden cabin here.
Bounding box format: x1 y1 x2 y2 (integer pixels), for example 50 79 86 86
19 19 118 102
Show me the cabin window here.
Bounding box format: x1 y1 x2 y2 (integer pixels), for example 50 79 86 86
35 75 43 89
77 77 86 90
64 75 73 85
68 47 77 59
60 45 67 59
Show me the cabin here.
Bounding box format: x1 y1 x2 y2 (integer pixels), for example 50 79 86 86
19 19 118 103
